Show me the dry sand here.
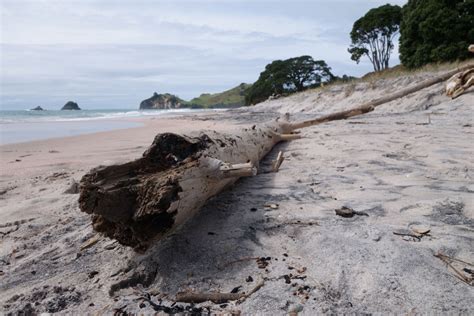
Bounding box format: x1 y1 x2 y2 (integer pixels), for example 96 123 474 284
1 70 473 314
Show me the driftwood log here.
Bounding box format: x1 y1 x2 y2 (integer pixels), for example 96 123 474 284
79 63 473 252
446 45 474 98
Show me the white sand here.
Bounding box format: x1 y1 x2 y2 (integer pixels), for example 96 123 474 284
1 70 473 314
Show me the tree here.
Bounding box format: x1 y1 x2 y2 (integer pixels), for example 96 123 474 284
399 0 474 69
348 4 402 72
245 56 333 105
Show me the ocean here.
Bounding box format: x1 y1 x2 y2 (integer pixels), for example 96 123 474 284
0 108 206 145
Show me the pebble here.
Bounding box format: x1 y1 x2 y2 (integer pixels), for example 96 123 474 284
372 235 381 242
411 224 430 235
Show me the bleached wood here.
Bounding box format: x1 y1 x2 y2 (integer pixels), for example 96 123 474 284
291 64 474 130
447 68 474 99
277 133 302 141
220 162 257 178
272 151 285 172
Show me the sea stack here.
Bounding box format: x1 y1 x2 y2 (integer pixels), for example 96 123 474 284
30 106 45 111
61 101 81 110
139 92 185 109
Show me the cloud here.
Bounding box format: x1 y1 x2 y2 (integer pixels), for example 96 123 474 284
0 0 407 109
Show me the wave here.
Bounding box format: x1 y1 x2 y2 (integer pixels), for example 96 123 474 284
0 108 222 124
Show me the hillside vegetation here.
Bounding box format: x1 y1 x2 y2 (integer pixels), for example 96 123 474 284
188 83 251 108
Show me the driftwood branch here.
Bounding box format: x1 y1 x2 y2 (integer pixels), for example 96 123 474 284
446 45 474 98
79 64 473 251
220 162 257 178
434 252 474 286
446 68 474 99
272 151 285 172
175 279 265 303
291 63 474 130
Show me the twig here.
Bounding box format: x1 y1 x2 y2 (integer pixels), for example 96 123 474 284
262 221 319 231
80 234 101 251
436 253 474 267
271 151 285 172
434 252 473 286
175 292 241 304
392 231 421 240
175 279 265 304
238 278 265 304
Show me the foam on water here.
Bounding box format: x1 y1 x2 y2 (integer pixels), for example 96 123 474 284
0 108 206 123
0 108 221 144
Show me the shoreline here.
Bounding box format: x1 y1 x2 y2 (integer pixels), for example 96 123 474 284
0 119 144 145
0 108 227 145
0 116 235 181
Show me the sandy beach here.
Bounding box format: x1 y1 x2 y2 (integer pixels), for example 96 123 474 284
1 70 473 314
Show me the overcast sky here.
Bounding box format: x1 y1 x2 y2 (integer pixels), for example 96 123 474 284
1 0 406 110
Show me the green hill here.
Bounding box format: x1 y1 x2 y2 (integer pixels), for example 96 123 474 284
188 83 251 108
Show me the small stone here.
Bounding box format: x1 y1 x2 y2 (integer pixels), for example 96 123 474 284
410 224 430 235
246 276 253 282
335 206 355 217
264 203 279 209
289 304 304 314
88 271 99 279
64 180 79 194
372 235 381 242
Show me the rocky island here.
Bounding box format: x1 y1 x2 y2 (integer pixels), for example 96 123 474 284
139 93 186 110
30 106 44 111
61 101 81 110
139 83 251 110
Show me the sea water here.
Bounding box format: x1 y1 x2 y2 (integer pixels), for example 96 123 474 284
0 108 204 145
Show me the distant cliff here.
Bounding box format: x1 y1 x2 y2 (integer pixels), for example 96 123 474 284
139 93 186 109
189 83 251 108
139 83 251 110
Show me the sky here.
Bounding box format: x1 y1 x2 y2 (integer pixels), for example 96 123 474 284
1 0 406 110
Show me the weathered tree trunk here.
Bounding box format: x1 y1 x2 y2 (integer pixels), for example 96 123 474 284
79 120 294 251
79 64 473 252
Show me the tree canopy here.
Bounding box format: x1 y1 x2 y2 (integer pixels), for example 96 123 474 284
348 4 402 72
245 56 333 105
399 0 474 68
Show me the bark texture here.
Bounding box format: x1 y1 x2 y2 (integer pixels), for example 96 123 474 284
79 122 292 251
